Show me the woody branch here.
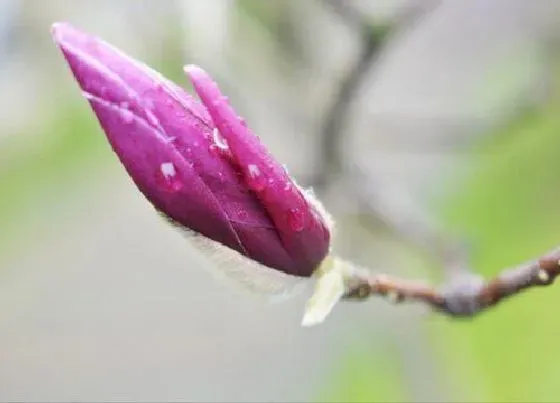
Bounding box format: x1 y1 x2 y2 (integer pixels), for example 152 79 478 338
316 0 469 278
342 246 560 317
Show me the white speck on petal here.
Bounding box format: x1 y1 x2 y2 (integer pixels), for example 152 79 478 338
248 164 260 177
212 127 229 150
121 109 134 124
160 162 176 178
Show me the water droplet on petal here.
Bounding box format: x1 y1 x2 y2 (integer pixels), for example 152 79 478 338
160 162 175 177
157 162 183 191
121 109 134 124
209 143 232 159
212 127 228 150
246 164 266 192
287 208 305 232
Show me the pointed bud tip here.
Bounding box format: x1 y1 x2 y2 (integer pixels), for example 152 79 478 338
50 21 71 42
184 64 210 88
183 64 205 78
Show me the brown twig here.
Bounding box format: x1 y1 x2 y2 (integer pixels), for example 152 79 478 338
343 247 560 317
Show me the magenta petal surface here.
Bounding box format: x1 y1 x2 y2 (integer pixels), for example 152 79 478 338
185 65 331 276
52 22 330 277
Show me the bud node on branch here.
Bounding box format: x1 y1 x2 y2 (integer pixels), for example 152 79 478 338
338 248 560 319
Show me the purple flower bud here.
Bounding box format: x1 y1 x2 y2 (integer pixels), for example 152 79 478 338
51 22 332 279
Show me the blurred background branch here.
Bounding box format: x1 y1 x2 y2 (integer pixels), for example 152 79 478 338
312 0 389 191
313 0 471 282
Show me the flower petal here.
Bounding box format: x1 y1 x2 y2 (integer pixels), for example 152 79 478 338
185 65 331 276
51 22 245 252
52 22 211 129
86 92 241 249
51 22 309 277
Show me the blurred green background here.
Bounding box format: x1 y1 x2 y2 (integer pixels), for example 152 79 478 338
1 0 560 401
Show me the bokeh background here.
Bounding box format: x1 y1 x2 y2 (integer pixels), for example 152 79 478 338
1 0 560 401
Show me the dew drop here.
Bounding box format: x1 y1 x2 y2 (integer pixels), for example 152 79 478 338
212 128 229 150
157 162 183 191
121 109 134 124
287 208 305 232
161 162 175 177
209 143 229 157
246 164 266 192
